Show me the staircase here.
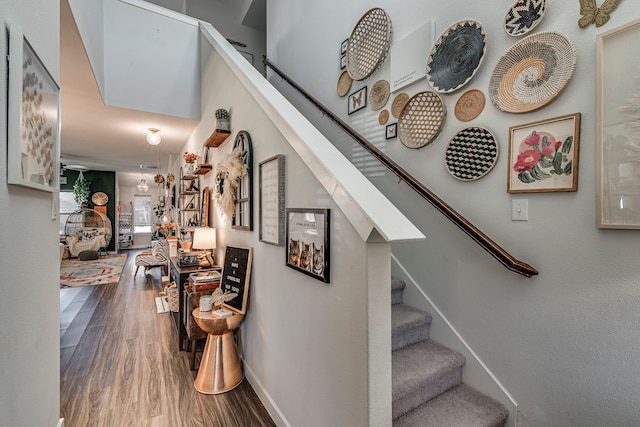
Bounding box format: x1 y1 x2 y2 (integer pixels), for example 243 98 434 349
391 278 509 427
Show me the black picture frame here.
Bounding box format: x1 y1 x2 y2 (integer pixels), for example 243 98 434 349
221 245 253 314
348 86 367 115
385 122 397 139
340 55 346 70
341 38 348 54
285 208 330 283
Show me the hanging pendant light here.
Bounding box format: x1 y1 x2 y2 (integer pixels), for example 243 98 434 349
137 176 149 192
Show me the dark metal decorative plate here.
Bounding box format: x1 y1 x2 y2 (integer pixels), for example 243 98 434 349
445 127 499 181
426 20 487 94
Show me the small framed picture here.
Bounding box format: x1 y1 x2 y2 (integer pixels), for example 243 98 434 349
386 123 397 139
286 208 330 283
508 113 581 193
340 55 346 70
348 86 367 115
341 39 348 54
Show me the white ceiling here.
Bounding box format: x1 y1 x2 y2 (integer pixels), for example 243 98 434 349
59 0 265 187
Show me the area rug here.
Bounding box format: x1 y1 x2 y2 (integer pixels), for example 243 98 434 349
60 254 127 288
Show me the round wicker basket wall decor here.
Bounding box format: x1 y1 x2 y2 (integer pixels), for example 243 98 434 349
489 31 576 113
378 109 390 125
369 80 390 110
445 127 499 181
504 0 547 37
397 91 446 149
345 8 393 81
426 20 487 94
455 89 486 122
391 93 410 118
337 71 353 97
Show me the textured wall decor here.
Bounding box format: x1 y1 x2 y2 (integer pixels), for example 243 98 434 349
369 80 390 110
398 91 446 149
445 127 499 181
489 31 576 113
345 8 393 81
455 89 486 122
426 20 487 94
578 0 620 28
504 0 547 36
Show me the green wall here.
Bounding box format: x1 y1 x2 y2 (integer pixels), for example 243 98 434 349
62 170 116 251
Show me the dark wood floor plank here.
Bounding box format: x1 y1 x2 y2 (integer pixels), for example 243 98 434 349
60 249 275 427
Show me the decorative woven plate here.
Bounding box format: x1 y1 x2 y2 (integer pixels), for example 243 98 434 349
337 71 353 97
455 89 486 122
504 0 546 37
345 8 393 81
426 20 487 94
489 31 576 113
378 109 390 125
445 127 499 181
369 80 390 110
398 91 446 149
391 93 409 118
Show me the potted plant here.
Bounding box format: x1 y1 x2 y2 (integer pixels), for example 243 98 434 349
154 174 165 184
215 108 230 132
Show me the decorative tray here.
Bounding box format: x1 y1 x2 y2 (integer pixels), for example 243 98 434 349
445 127 499 181
489 31 576 113
504 0 546 37
345 7 393 81
426 20 487 94
398 91 446 149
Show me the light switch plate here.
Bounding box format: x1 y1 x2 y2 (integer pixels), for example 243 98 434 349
512 199 528 221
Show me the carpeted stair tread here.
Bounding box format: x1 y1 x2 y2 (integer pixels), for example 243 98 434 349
393 383 509 427
392 304 432 351
392 340 465 418
391 277 406 305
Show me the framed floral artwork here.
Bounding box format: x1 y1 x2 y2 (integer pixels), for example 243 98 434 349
507 113 581 193
7 24 60 192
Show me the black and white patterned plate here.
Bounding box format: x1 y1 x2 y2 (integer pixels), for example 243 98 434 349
504 0 546 37
445 127 499 181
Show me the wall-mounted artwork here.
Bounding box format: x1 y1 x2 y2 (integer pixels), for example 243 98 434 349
385 123 397 139
259 155 285 246
286 208 330 283
596 18 640 228
508 113 581 193
578 0 620 28
7 24 60 192
348 86 367 115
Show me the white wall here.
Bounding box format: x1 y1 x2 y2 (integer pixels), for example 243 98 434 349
179 50 390 426
267 1 640 426
0 2 61 426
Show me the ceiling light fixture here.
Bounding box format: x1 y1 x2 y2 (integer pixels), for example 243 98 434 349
146 128 161 145
137 176 149 192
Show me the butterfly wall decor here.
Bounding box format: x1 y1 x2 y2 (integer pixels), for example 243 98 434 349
348 86 367 115
578 0 621 28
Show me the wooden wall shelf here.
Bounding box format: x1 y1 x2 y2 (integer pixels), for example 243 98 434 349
205 130 231 147
194 164 212 175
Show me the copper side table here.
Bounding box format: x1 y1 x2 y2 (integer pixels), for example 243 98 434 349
192 308 245 394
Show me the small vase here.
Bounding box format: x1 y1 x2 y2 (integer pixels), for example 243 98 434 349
184 163 194 176
216 118 230 132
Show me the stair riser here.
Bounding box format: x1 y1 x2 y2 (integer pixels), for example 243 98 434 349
392 326 430 351
392 367 462 420
391 289 403 305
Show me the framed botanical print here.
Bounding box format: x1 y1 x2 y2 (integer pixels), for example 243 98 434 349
7 24 60 192
507 113 581 193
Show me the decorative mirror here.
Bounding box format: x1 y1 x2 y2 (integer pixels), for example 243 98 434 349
232 131 253 231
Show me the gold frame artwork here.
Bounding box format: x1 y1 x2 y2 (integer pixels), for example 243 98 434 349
596 18 640 229
507 113 581 193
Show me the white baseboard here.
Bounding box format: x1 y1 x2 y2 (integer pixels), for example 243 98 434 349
243 361 290 427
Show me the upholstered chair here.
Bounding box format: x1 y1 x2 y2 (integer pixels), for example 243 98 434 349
134 238 169 276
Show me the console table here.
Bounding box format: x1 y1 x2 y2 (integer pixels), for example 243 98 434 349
169 257 220 351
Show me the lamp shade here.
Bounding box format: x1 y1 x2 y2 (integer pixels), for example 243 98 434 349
192 227 216 250
137 177 149 192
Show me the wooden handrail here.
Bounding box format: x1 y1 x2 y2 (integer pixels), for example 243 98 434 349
265 59 538 278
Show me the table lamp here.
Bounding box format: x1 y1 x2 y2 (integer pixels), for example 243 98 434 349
192 227 216 268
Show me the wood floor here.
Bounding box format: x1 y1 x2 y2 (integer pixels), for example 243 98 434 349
60 250 275 427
